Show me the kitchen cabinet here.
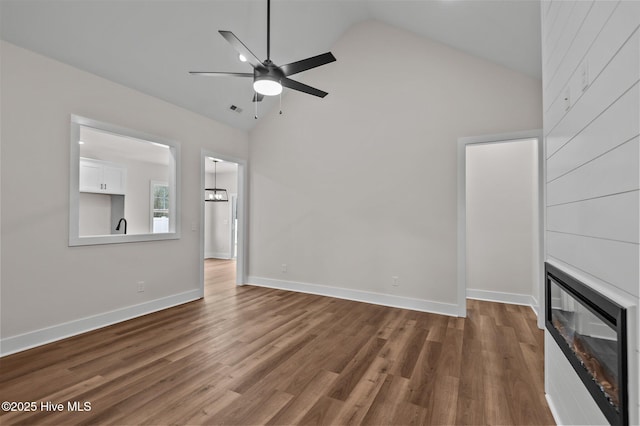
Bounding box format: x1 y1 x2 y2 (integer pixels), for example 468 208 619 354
79 157 127 195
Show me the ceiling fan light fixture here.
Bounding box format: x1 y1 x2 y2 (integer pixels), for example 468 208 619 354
253 76 282 96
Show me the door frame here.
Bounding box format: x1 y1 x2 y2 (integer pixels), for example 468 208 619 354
229 193 238 259
457 129 545 328
200 150 248 292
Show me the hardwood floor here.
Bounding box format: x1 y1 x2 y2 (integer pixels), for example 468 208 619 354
0 259 555 425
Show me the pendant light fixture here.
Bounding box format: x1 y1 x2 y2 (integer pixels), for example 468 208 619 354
205 159 229 202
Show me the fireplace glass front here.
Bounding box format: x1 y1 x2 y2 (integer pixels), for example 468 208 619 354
550 278 619 408
546 263 628 425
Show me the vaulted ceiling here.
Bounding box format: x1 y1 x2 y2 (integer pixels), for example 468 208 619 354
0 0 541 131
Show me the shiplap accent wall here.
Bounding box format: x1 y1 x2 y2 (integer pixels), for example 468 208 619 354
542 1 639 424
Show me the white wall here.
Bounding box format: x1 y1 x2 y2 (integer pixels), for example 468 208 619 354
466 139 538 300
247 21 542 314
204 170 238 259
0 41 248 354
541 1 639 424
79 192 112 236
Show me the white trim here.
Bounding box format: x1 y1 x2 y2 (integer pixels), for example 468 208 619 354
0 289 201 357
69 114 181 246
247 276 459 317
467 288 538 311
538 132 547 329
530 295 540 318
545 393 564 426
457 129 545 322
205 251 232 259
229 193 238 260
200 151 247 289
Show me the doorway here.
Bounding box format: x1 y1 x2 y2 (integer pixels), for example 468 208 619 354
457 130 544 328
200 151 247 297
204 162 237 260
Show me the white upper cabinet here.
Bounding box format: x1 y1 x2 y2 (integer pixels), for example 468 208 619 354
79 157 126 195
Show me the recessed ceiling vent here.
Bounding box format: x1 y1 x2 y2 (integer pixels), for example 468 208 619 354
229 105 243 113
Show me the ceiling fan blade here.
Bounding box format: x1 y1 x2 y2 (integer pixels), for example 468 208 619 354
218 30 263 68
281 77 328 98
189 71 253 77
252 93 264 102
280 52 336 76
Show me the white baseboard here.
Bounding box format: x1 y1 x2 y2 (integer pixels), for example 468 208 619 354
247 276 459 317
467 288 538 310
0 289 201 357
205 251 231 259
530 295 540 317
545 393 563 426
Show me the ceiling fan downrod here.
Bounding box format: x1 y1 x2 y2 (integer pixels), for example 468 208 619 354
267 0 271 61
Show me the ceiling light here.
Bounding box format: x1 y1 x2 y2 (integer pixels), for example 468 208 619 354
238 54 247 62
78 140 85 145
253 76 282 96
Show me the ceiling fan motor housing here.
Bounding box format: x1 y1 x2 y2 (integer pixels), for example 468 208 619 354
255 64 284 82
253 63 285 96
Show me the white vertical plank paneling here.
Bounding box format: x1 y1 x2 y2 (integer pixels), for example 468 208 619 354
547 191 639 244
543 1 593 87
546 232 639 297
545 3 640 135
546 31 639 157
544 1 576 59
544 0 619 111
547 82 639 181
583 1 640 87
547 137 638 206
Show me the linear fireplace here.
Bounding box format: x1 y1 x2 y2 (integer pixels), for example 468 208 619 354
545 263 628 426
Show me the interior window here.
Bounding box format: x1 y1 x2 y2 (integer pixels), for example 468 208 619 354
69 115 180 246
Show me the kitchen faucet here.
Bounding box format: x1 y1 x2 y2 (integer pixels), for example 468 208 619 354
116 218 127 235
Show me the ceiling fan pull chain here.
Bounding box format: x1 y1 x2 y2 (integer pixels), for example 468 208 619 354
279 90 283 115
255 93 258 119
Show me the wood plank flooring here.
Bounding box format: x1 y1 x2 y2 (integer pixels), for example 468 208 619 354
0 259 555 425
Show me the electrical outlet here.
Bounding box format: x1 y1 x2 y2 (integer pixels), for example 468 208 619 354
191 221 197 231
281 264 287 273
392 276 399 287
137 281 145 292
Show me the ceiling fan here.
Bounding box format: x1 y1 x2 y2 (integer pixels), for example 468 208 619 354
189 0 336 102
